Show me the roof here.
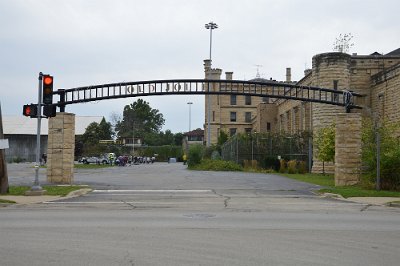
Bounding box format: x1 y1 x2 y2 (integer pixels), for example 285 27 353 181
184 128 204 136
2 115 103 135
386 48 400 56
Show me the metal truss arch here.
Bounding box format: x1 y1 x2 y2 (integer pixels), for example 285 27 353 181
54 79 363 111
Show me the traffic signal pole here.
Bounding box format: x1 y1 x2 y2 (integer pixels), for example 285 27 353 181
27 72 45 194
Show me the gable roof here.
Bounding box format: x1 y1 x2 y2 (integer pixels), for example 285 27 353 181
3 115 103 135
386 48 400 56
184 128 204 136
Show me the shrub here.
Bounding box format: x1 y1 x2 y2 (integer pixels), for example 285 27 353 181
191 159 243 171
188 144 204 167
362 119 400 190
279 159 287 173
261 156 280 171
287 160 297 174
297 161 308 174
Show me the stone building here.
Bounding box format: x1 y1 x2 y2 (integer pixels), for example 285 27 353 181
204 48 400 172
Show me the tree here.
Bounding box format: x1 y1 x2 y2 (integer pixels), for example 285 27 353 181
218 130 228 146
314 123 335 174
362 119 400 190
80 117 113 155
173 132 184 146
115 99 165 140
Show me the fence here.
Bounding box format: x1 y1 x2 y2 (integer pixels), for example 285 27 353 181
221 132 312 170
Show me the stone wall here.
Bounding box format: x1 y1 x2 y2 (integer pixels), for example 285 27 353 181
370 64 400 130
47 112 75 184
310 53 352 173
335 113 362 186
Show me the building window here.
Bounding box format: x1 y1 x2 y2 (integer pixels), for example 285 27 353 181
229 128 237 137
245 95 252 105
245 112 252 123
267 122 271 131
262 97 269 103
245 128 252 134
212 111 215 122
333 80 338 102
230 95 237 105
230 112 237 122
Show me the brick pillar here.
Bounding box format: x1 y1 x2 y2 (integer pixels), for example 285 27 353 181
335 113 362 186
47 113 75 184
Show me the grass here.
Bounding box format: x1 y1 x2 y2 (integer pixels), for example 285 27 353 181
279 173 335 187
0 199 16 204
8 185 88 197
278 173 400 198
74 163 113 169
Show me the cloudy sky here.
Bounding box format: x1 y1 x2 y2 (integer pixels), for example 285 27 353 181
1 0 399 133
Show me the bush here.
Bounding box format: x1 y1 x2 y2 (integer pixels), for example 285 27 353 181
261 156 280 171
297 161 308 174
188 144 204 167
279 159 287 173
190 159 243 171
362 119 400 190
287 160 297 174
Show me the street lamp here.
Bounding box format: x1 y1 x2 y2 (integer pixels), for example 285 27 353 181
187 102 193 132
205 21 218 147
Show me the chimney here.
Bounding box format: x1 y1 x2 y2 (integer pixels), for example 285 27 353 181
225 72 233 80
286 68 291 82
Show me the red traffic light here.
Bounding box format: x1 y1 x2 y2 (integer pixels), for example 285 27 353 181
43 75 53 85
42 74 54 105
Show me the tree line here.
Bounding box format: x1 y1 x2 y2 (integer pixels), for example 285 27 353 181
76 99 184 158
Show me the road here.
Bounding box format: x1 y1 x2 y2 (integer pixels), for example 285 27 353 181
1 163 400 266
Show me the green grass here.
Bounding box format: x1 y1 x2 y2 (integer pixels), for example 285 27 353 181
74 163 113 169
8 185 88 197
0 199 16 204
279 173 335 187
278 173 400 198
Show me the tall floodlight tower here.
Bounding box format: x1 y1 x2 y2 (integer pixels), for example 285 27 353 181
204 21 218 147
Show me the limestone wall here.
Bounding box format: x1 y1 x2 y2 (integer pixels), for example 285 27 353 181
370 64 400 129
310 53 351 173
47 112 75 184
335 113 362 186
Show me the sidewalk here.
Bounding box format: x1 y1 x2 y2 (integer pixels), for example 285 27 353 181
346 197 400 207
0 188 92 205
322 193 400 207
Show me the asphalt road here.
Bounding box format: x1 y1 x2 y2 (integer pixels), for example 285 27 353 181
1 162 400 266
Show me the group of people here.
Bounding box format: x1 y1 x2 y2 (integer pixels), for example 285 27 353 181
110 154 156 166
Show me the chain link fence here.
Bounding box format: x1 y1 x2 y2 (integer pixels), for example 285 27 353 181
221 132 313 171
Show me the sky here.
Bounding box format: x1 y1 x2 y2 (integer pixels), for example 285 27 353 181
1 0 399 133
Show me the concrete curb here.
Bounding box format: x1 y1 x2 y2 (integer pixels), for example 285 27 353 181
320 192 400 207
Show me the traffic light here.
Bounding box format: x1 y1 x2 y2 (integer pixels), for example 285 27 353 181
43 105 57 117
42 75 53 104
23 104 38 118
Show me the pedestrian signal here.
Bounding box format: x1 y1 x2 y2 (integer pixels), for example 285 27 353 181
23 104 38 118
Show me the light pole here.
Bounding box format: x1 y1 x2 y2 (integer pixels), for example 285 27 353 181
187 102 193 132
205 21 218 147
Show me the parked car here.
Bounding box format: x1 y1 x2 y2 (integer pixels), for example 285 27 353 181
80 156 100 164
